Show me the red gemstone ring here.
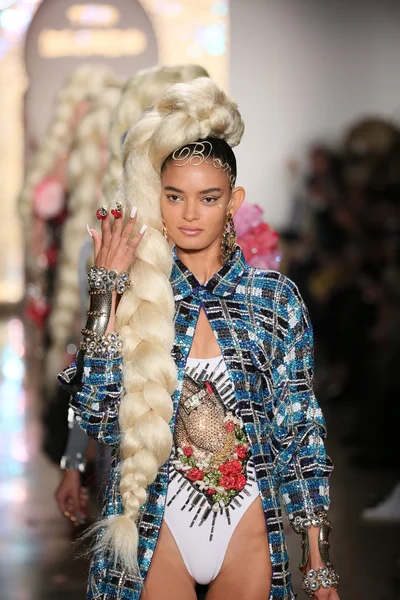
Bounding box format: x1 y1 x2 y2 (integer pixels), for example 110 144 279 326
96 206 108 220
111 202 123 219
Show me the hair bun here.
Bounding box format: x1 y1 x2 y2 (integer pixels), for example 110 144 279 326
159 77 244 147
139 78 244 168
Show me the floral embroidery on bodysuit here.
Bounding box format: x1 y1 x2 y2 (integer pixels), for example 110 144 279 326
167 357 257 540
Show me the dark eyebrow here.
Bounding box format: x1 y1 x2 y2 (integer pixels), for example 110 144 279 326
198 187 223 194
163 186 223 194
164 186 184 194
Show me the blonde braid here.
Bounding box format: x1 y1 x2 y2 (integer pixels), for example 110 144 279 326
96 77 244 572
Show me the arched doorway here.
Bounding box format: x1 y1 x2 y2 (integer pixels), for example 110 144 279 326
24 0 158 145
0 0 229 303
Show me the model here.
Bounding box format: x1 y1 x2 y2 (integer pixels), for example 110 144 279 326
59 77 339 600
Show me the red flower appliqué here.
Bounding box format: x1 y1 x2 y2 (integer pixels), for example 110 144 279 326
225 421 235 432
183 446 193 457
235 445 248 460
207 488 216 496
220 475 237 490
219 460 242 476
235 473 247 491
187 468 204 482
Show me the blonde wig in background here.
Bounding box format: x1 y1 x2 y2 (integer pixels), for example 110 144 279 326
93 77 244 573
45 81 123 391
47 64 208 390
102 64 209 203
18 64 120 242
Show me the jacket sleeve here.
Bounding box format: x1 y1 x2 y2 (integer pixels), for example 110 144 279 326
57 349 122 446
277 280 333 532
60 413 90 471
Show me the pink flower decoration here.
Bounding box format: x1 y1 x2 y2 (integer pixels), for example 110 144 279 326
33 177 65 220
237 218 281 271
247 250 282 271
233 201 263 237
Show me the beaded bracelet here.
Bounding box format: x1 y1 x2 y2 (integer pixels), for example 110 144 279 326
302 566 339 597
293 511 328 533
87 266 131 294
60 453 86 473
80 330 123 358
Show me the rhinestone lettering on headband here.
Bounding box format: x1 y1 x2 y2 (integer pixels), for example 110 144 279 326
171 141 236 187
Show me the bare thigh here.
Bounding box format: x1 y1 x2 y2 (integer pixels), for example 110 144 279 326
206 497 272 600
140 520 197 600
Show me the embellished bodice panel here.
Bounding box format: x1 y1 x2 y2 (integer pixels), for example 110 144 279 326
165 355 259 539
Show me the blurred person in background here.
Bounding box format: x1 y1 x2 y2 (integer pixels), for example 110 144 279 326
284 118 400 525
18 65 122 467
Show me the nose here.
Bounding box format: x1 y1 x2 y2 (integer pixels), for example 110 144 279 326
182 199 199 222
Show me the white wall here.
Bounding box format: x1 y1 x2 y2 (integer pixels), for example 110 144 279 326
229 0 400 227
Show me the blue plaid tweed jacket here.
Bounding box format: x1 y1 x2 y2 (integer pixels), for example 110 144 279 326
59 244 333 599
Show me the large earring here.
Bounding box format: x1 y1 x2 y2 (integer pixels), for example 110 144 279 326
162 219 168 240
221 213 237 263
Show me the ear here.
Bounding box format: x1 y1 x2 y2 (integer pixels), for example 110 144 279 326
228 186 246 217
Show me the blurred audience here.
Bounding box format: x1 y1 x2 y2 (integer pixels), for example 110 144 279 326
283 118 400 491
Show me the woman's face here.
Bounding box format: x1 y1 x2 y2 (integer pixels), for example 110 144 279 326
161 160 244 252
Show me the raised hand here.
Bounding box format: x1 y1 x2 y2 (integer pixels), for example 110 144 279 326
87 205 147 333
88 205 146 272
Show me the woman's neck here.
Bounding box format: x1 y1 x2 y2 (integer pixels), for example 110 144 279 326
175 241 223 285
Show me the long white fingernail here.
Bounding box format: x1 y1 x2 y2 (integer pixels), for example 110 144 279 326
131 206 137 219
139 224 147 234
86 224 93 237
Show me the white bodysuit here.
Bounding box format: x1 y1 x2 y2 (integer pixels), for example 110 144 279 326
164 355 260 585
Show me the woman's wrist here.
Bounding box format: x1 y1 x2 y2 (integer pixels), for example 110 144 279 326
80 266 128 358
105 291 118 334
298 516 340 597
302 556 326 572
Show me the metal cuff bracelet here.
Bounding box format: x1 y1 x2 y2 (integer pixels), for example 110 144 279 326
298 512 340 597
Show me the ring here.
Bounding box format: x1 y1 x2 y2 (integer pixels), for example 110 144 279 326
111 202 123 219
96 206 108 220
